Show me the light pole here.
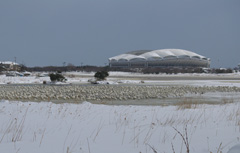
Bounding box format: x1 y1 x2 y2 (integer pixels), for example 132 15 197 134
81 62 83 72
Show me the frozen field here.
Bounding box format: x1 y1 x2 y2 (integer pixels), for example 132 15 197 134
0 100 239 153
0 72 240 153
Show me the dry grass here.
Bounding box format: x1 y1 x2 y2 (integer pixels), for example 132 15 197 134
173 125 190 153
175 97 235 110
175 99 198 110
39 128 46 147
0 107 29 143
1 100 239 153
221 98 234 104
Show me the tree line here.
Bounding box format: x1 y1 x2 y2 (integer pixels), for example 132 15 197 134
23 65 237 74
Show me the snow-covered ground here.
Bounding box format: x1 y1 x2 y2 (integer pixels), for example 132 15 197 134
66 71 240 78
144 80 240 87
0 72 240 153
0 76 50 84
1 71 240 87
0 100 239 153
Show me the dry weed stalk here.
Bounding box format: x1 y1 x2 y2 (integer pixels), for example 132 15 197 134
39 128 46 147
216 142 222 153
0 119 15 143
171 142 176 153
87 138 91 153
0 107 29 143
93 120 104 142
147 144 157 153
12 108 28 142
66 147 70 153
63 125 72 151
173 125 190 153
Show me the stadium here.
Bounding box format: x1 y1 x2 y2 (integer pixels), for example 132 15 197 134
109 49 210 68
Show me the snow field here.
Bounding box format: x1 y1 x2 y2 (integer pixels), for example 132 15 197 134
0 100 239 153
0 76 51 84
1 72 240 87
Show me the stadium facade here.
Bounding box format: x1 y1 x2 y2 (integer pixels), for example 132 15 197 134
109 49 210 68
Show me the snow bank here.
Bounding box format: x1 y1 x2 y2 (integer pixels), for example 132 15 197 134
0 75 50 84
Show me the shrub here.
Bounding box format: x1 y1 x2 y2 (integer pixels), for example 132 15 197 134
94 71 109 81
49 73 67 82
215 68 233 73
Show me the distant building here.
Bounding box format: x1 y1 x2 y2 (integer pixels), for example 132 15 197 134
0 61 21 71
238 63 240 70
109 49 210 68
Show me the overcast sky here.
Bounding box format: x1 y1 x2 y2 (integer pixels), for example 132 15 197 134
0 0 239 68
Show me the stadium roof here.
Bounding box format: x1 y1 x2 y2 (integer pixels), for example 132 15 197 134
109 49 209 62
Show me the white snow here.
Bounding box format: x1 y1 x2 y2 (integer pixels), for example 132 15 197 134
144 80 240 87
0 72 240 153
1 71 240 87
0 76 50 84
0 100 239 153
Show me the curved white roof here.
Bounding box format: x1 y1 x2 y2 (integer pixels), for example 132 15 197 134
109 49 208 62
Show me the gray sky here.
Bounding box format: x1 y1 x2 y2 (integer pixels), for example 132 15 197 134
0 0 239 68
